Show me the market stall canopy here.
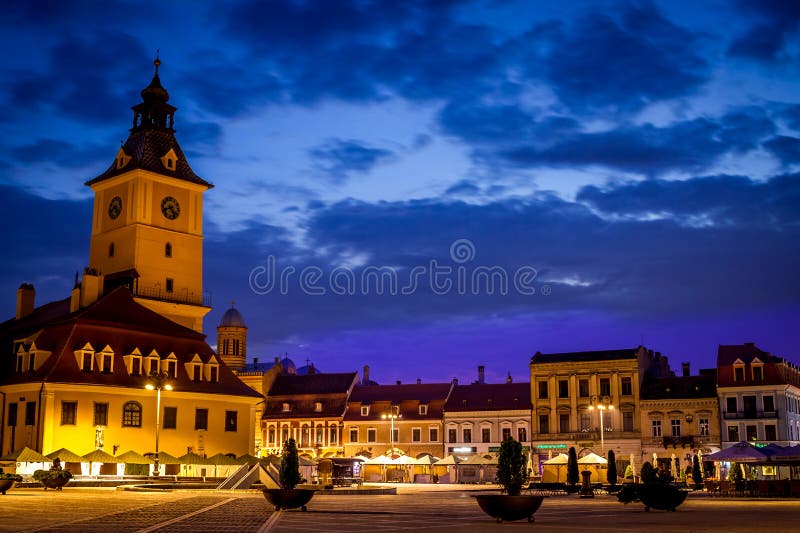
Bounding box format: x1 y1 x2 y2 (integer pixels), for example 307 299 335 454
236 454 263 465
1 447 48 463
577 452 608 465
115 450 153 464
459 454 497 465
705 442 772 463
771 445 800 461
46 448 84 463
179 452 211 465
83 448 121 463
434 455 462 466
366 455 395 465
145 451 182 465
415 455 441 465
393 455 417 465
543 454 569 465
298 456 316 467
207 453 241 466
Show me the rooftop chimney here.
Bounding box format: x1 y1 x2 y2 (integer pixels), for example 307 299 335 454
254 357 259 370
682 362 690 377
79 268 104 308
478 365 485 384
16 283 35 319
416 378 421 384
363 365 371 385
396 379 401 385
452 378 458 385
506 372 513 384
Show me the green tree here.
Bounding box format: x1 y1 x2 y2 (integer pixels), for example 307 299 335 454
728 462 743 482
692 455 702 485
640 461 657 484
496 437 529 496
607 450 617 486
624 464 634 480
567 447 579 486
279 438 302 490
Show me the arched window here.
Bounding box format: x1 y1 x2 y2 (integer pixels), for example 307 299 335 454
109 242 115 258
165 242 172 258
122 401 142 427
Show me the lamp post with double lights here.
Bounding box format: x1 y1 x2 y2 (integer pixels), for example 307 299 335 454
588 403 614 454
381 405 401 459
145 371 172 477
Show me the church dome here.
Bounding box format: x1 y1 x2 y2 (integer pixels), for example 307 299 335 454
280 357 297 374
220 306 246 328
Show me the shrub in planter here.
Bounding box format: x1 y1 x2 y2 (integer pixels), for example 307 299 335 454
640 461 657 485
691 455 703 488
33 469 73 490
263 438 315 512
473 437 544 523
616 483 640 504
567 447 579 487
635 461 689 512
0 468 22 495
607 450 618 487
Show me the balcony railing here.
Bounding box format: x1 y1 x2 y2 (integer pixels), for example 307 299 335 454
133 285 211 307
722 410 778 420
532 430 640 442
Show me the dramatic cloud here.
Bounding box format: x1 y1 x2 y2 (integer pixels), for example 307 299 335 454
309 139 395 182
728 0 800 61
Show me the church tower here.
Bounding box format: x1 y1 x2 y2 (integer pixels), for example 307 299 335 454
217 304 247 371
86 57 212 332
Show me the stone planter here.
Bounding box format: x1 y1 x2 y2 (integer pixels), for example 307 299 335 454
0 480 16 495
40 477 70 490
637 484 689 512
262 488 315 511
473 495 545 523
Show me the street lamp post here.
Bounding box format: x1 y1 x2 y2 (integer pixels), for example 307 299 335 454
381 405 401 458
588 403 614 454
145 372 173 477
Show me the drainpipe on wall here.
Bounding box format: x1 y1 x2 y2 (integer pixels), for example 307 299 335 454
0 391 5 456
36 382 45 451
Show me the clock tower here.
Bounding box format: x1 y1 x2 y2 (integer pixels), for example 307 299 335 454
86 58 212 332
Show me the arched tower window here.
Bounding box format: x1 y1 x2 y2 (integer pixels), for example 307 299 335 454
165 242 172 258
109 242 115 257
122 401 142 427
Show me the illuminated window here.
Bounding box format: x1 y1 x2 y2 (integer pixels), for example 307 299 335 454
419 404 428 415
122 402 142 427
671 419 681 437
163 407 177 429
94 402 108 426
360 405 369 416
60 401 77 425
517 427 527 442
225 411 238 432
699 418 709 436
314 402 322 412
651 419 662 437
282 402 291 412
195 408 208 430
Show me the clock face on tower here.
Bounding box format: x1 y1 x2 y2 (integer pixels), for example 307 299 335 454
160 196 181 220
108 196 122 219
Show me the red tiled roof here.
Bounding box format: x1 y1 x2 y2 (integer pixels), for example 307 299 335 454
262 398 348 419
444 382 531 412
348 383 453 403
0 287 260 398
717 343 800 388
267 373 359 396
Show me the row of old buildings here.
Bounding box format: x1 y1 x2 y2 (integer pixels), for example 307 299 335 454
2 62 798 478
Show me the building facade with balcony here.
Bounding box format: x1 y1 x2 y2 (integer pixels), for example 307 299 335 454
639 364 720 472
261 371 359 458
529 346 673 472
442 368 531 460
717 343 800 448
342 382 453 461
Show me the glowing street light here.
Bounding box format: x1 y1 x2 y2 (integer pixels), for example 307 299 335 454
381 405 401 459
588 403 614 454
145 372 173 477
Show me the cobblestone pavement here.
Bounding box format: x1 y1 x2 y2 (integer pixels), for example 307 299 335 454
1 487 799 532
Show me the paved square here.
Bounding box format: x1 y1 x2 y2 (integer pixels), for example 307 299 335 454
0 487 798 532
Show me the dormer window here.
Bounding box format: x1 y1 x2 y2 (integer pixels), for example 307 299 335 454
315 402 323 412
160 148 178 171
115 147 131 169
131 356 141 375
282 402 291 412
360 405 370 416
16 352 24 373
82 352 93 372
209 365 218 382
124 348 143 376
146 350 160 375
193 365 201 381
751 359 764 381
733 360 745 381
96 345 114 374
419 404 428 415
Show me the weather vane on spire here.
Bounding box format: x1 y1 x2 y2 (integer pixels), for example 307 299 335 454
154 48 161 76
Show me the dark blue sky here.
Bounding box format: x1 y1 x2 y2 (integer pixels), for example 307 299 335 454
1 0 799 385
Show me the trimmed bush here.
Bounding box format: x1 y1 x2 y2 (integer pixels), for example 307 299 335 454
279 438 301 490
607 450 617 486
567 447 579 486
496 437 529 496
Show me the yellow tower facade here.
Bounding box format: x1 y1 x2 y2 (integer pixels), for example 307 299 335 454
86 59 212 332
217 304 247 371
